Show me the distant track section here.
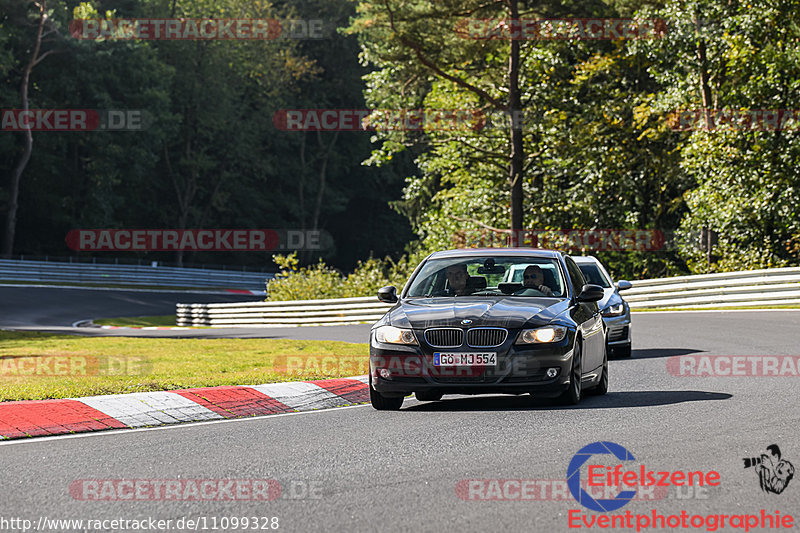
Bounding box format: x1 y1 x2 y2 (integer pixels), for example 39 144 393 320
0 258 273 291
0 286 258 328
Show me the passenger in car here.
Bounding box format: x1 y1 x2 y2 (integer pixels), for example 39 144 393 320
521 265 554 296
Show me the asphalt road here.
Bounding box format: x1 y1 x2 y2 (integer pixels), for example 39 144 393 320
1 310 799 532
0 286 257 327
0 286 371 340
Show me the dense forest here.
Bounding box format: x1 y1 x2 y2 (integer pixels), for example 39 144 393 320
3 0 800 280
1 0 418 271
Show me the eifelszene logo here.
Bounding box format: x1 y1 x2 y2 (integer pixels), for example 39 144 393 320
567 441 721 512
567 441 638 512
743 444 795 495
566 442 797 531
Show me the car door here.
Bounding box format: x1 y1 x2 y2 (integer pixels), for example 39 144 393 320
564 256 604 374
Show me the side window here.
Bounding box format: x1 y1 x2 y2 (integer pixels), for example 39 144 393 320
565 257 586 298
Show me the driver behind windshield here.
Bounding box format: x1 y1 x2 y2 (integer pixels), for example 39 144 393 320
517 265 554 296
445 264 470 296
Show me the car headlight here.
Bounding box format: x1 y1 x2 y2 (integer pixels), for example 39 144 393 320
373 325 418 345
602 303 625 317
516 326 567 344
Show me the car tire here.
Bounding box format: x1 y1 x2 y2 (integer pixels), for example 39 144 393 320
589 348 608 396
369 374 404 411
616 343 632 358
415 391 443 402
557 340 582 405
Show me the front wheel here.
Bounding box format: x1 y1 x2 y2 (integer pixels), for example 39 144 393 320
369 374 404 411
556 340 582 405
589 348 608 396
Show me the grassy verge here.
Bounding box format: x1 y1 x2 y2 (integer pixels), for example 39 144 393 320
93 315 177 327
0 330 369 402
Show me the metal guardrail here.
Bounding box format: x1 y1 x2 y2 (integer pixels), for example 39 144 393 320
176 297 391 327
0 259 274 291
176 267 800 327
625 266 800 309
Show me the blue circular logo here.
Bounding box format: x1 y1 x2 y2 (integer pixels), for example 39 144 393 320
567 441 638 512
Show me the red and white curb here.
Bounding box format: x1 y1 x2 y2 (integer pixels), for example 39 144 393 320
225 289 266 296
98 325 193 330
72 319 196 330
0 376 369 440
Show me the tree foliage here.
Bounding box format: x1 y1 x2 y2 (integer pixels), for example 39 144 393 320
3 0 799 288
349 0 800 278
0 0 415 269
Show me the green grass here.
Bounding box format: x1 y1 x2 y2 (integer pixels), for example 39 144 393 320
0 330 369 402
93 315 177 327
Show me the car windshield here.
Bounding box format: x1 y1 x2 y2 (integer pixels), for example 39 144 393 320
405 256 566 298
577 263 612 288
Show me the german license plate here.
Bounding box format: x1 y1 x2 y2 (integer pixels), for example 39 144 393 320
433 352 497 367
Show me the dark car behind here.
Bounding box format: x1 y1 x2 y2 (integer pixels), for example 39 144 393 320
573 256 632 358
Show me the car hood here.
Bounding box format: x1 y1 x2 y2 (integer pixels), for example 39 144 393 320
385 296 568 330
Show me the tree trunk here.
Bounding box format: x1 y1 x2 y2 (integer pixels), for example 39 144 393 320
695 17 713 129
3 127 33 259
3 1 48 258
311 130 340 231
305 130 339 262
507 0 524 246
298 134 307 232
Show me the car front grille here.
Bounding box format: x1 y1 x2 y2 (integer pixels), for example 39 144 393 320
608 325 629 342
466 328 508 348
424 328 464 348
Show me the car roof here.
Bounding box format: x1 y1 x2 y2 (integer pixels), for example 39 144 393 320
427 248 563 259
572 255 615 283
571 255 601 265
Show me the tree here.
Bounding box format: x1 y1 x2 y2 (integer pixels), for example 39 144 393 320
348 0 607 245
635 0 800 271
2 0 59 257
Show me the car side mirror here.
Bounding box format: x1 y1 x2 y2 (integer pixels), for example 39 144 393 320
616 280 632 291
377 285 398 304
576 284 604 303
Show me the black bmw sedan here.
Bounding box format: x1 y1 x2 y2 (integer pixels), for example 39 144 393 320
369 248 608 410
